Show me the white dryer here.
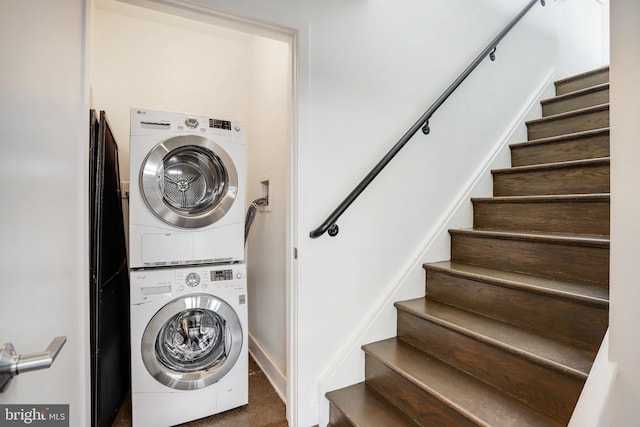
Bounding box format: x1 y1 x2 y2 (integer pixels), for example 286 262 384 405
130 264 248 427
129 108 245 269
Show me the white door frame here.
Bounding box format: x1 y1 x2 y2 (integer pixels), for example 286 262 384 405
87 0 302 424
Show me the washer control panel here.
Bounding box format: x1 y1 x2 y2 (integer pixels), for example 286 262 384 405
131 264 246 304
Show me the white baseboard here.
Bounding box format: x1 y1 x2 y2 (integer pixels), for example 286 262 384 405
248 334 287 403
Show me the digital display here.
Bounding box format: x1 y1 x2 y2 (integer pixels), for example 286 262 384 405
211 269 233 281
209 119 231 130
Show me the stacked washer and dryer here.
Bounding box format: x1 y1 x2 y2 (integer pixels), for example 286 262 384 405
128 108 248 427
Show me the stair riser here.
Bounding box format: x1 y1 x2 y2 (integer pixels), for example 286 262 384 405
397 312 583 424
329 405 351 427
542 88 609 116
555 69 609 96
473 198 610 235
450 233 609 286
527 108 609 140
425 269 608 350
510 131 609 167
365 356 477 427
492 162 610 197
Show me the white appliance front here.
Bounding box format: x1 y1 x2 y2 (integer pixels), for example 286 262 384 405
129 108 245 268
130 264 248 427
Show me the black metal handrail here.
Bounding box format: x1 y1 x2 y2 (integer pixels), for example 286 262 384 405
310 0 545 239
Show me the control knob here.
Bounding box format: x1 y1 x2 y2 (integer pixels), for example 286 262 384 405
185 116 199 129
185 272 201 287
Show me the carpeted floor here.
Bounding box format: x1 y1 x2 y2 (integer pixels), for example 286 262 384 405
112 356 287 427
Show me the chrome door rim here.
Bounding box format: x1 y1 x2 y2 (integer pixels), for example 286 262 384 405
141 294 243 390
140 135 238 229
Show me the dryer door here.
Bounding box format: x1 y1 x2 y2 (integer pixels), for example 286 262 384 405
140 135 238 229
141 294 243 390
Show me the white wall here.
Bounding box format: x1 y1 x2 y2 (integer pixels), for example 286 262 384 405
246 36 290 398
478 0 609 78
0 1 90 426
609 0 640 424
554 0 609 77
90 0 290 400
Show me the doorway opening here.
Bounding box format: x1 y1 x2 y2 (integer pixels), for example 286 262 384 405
89 0 297 423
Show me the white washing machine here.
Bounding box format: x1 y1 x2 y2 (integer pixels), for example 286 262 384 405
130 264 248 427
129 108 245 269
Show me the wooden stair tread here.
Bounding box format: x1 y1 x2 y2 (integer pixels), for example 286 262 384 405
492 156 610 175
542 82 609 105
326 383 421 427
554 66 609 95
508 128 610 167
471 193 610 235
510 127 609 150
491 156 610 197
541 83 609 116
554 66 609 84
450 228 609 287
395 298 596 378
425 260 609 307
364 338 564 427
526 103 609 126
449 228 609 247
526 103 608 140
471 193 610 204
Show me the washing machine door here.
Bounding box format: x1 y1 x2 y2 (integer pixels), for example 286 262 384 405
141 294 243 390
140 135 238 229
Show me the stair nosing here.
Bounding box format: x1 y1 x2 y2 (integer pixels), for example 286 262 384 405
509 127 609 150
364 338 563 427
471 193 610 204
525 103 609 127
394 299 593 380
492 156 610 175
554 66 609 87
449 228 609 248
541 82 609 106
424 260 609 307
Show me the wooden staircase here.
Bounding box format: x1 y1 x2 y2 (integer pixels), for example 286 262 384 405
326 67 610 427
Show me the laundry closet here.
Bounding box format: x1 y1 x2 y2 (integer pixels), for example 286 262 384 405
89 0 290 425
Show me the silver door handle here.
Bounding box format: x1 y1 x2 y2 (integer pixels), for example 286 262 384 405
0 336 67 392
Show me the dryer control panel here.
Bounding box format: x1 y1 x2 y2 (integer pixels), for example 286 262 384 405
130 108 243 142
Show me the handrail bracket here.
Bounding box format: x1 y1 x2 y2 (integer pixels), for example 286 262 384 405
422 121 430 135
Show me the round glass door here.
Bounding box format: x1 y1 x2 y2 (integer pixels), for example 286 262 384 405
142 294 243 390
140 135 238 229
